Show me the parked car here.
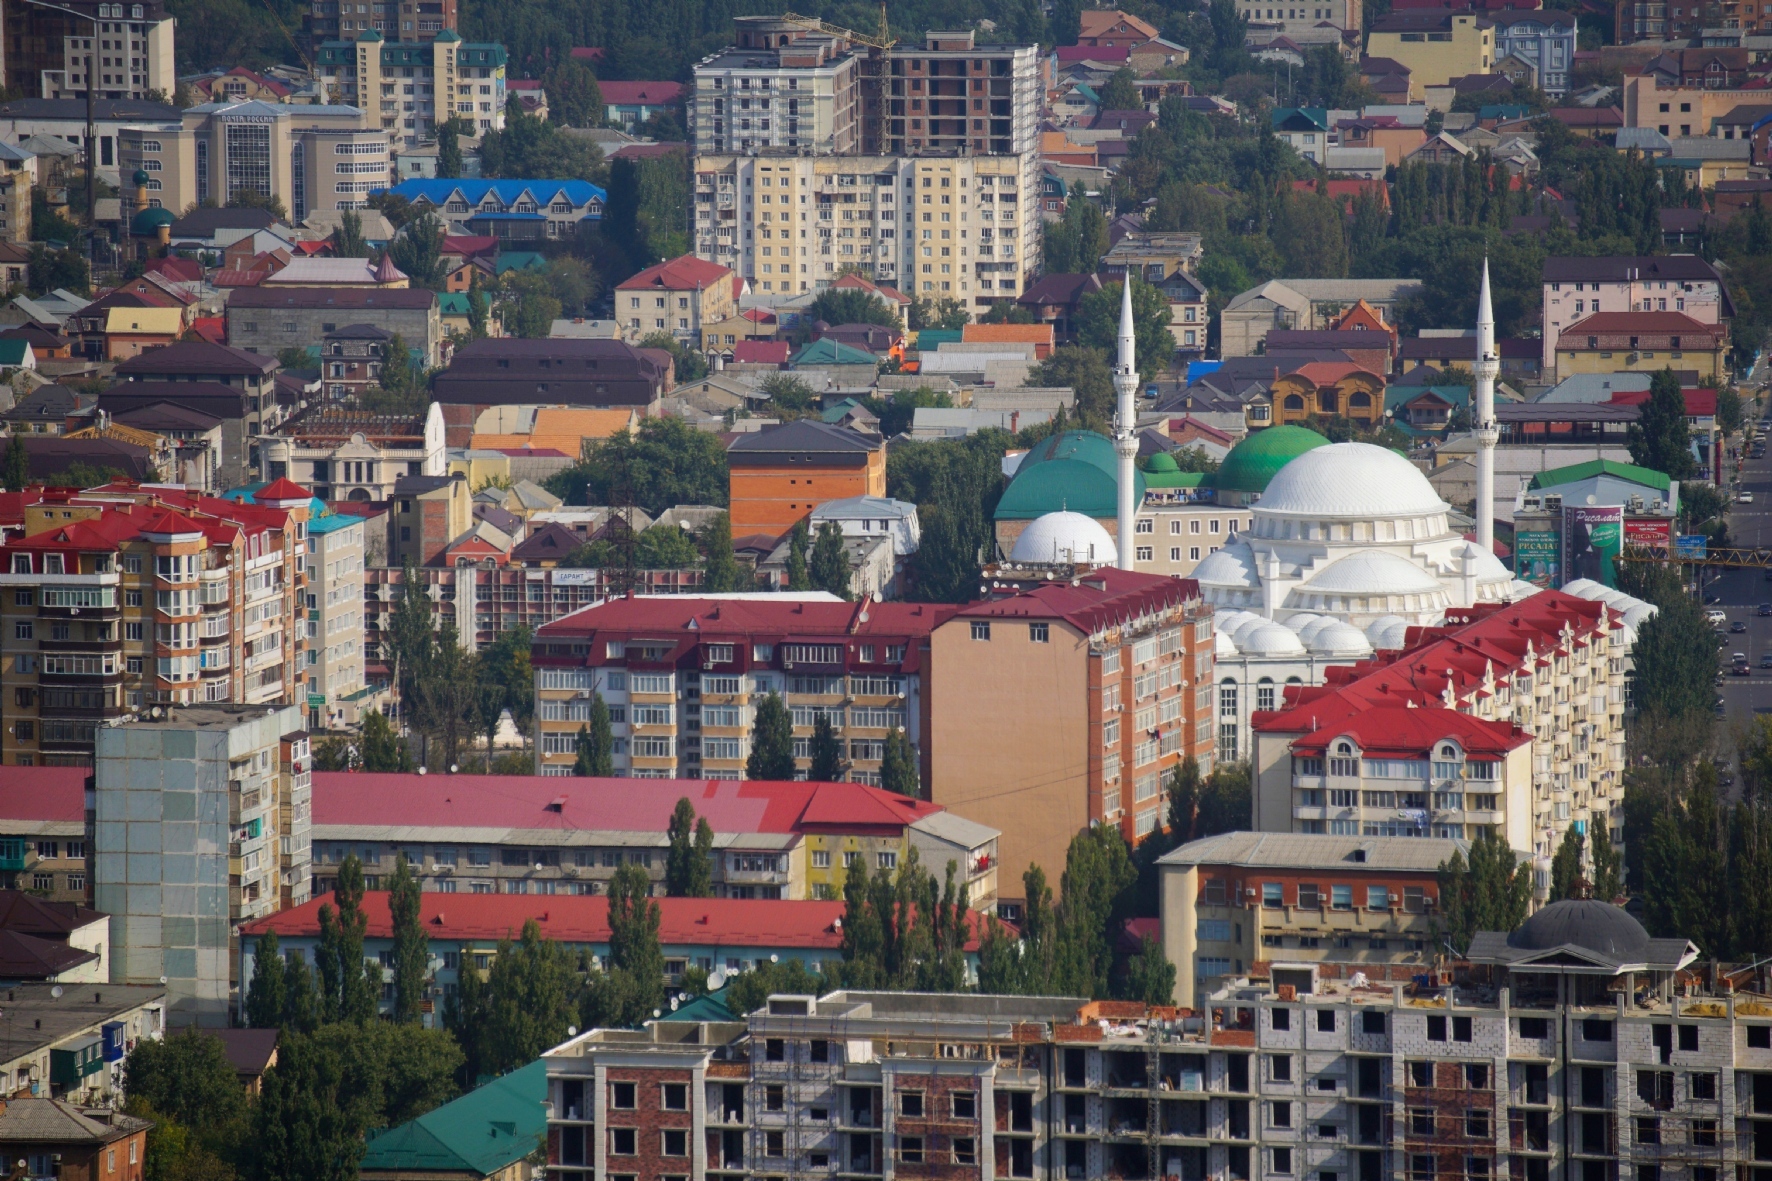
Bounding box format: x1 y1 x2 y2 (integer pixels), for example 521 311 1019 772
1741 490 1756 504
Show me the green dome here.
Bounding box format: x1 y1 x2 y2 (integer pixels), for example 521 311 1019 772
130 206 176 235
1145 451 1180 473
994 430 1141 521
131 169 149 187
1207 425 1330 494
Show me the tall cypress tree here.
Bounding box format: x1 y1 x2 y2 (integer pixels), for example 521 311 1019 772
810 522 852 599
747 691 796 780
809 714 846 782
606 864 664 1020
388 853 428 1024
786 520 811 591
245 930 287 1029
1549 827 1585 901
575 693 615 776
880 728 920 799
333 855 377 1025
4 433 28 491
701 511 744 593
665 798 714 897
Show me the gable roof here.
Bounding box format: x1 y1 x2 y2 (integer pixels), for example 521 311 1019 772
615 254 734 292
599 81 685 105
378 179 608 210
727 419 882 457
360 1060 548 1177
732 339 790 365
1529 457 1671 492
790 337 877 366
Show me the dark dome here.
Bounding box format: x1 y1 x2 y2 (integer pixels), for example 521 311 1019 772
1507 899 1650 958
130 207 175 235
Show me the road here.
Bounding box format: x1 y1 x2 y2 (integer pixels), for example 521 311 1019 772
1705 401 1772 743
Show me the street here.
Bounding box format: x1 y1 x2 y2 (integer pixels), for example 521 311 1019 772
1701 403 1772 744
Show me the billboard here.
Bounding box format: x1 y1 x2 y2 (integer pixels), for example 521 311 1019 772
1624 516 1673 549
1565 505 1625 588
1676 534 1710 560
1514 529 1561 588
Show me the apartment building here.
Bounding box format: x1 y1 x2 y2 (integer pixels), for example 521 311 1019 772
1490 9 1577 97
372 178 607 239
1160 832 1479 1007
308 771 999 903
727 421 888 540
692 150 1038 301
308 0 458 43
1541 256 1730 373
1365 10 1495 100
264 403 446 501
0 482 312 766
1553 311 1728 382
0 982 165 1103
1235 0 1361 36
315 30 507 146
532 593 958 784
389 472 471 566
0 766 91 903
928 569 1215 902
1 0 175 102
118 100 392 222
430 339 671 447
1251 591 1629 863
615 255 739 346
304 509 370 729
95 703 308 1026
225 287 441 365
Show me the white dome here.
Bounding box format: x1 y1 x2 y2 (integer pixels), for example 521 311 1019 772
1623 602 1658 628
1371 618 1412 650
1215 630 1240 658
1239 622 1308 656
1010 511 1118 565
1560 578 1602 597
1507 579 1543 599
1231 615 1274 641
1257 443 1449 520
1594 587 1633 607
1215 610 1259 634
1285 612 1325 631
1364 613 1408 641
1302 550 1446 596
1454 539 1515 585
1309 620 1375 657
1298 616 1340 644
1194 540 1259 589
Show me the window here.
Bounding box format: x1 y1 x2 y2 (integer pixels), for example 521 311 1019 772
1750 1025 1771 1049
1273 1008 1291 1031
1466 1110 1491 1138
900 1091 924 1117
662 1130 688 1156
663 1083 688 1110
900 1136 924 1164
1679 1025 1699 1052
765 1130 785 1157
611 1082 636 1109
1029 622 1049 643
610 1128 636 1155
952 1092 976 1119
1274 1148 1293 1174
1428 1015 1447 1042
970 621 991 640
1263 883 1284 908
1271 1054 1292 1082
954 1137 977 1165
1317 1010 1335 1033
1367 886 1390 910
1331 885 1352 910
1691 1072 1717 1100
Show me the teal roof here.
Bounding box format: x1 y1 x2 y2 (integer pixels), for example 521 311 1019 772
308 510 361 535
438 293 471 314
0 339 29 366
820 397 867 424
995 430 1138 521
792 338 877 366
912 329 962 350
1206 425 1329 495
663 986 738 1022
360 1060 546 1176
1386 384 1470 414
1528 458 1672 493
495 252 545 274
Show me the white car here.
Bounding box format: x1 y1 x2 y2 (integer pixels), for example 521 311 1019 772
1741 491 1756 504
1709 609 1729 626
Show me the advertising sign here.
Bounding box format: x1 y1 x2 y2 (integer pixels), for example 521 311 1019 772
1565 505 1624 588
1676 534 1710 560
1624 516 1673 549
1514 529 1561 588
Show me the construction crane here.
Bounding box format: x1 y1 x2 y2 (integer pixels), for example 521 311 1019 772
253 0 340 102
778 4 896 152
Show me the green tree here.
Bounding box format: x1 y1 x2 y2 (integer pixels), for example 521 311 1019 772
466 269 490 339
359 711 414 772
543 59 604 127
1549 826 1585 901
1166 756 1202 846
1716 385 1744 436
333 209 368 258
666 797 715 897
979 303 1037 324
388 852 428 1024
1098 67 1141 111
760 373 817 418
124 1029 248 1131
880 727 920 799
747 691 796 780
247 1032 373 1181
809 713 846 782
542 417 729 515
1053 825 1138 998
1630 581 1720 723
605 863 665 1019
1627 368 1696 480
786 519 812 590
1437 831 1533 955
1078 279 1172 384
479 95 605 181
638 330 709 382
1271 190 1350 278
467 918 579 1078
387 213 446 290
808 288 903 331
909 294 970 331
1119 933 1177 1005
4 432 28 490
576 693 615 776
1592 831 1624 902
437 117 465 178
479 624 535 738
1030 346 1116 425
315 854 376 1025
379 333 417 397
724 958 826 1017
1196 761 1252 836
244 930 287 1029
282 957 318 1034
810 521 852 598
700 511 744 592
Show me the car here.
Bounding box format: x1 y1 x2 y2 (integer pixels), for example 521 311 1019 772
1709 608 1729 625
1736 662 1753 676
1733 620 1750 632
1742 491 1757 504
1758 603 1771 616
1759 652 1771 668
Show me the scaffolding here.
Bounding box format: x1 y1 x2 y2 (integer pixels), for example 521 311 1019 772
778 5 896 154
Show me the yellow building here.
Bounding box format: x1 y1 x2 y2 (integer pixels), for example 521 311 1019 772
1552 311 1727 382
1366 10 1494 99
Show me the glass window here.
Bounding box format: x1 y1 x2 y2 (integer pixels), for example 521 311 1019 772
1331 885 1353 910
1262 883 1283 908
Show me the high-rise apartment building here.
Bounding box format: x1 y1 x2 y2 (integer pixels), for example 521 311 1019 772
308 0 457 44
303 508 371 730
689 20 1042 304
2 0 176 102
314 30 507 146
531 594 958 783
95 702 307 1026
0 482 312 766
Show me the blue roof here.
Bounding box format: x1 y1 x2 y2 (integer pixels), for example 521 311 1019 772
308 510 361 535
375 179 607 208
468 211 548 221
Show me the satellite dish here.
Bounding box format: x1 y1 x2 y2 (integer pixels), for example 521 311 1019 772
567 1025 578 1037
708 970 727 990
670 997 680 1010
417 766 427 775
50 986 63 999
769 954 779 963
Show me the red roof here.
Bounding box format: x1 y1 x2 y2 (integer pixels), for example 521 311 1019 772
537 597 959 658
145 256 202 284
1287 705 1531 759
954 568 1200 634
830 273 911 307
614 253 733 293
733 339 790 365
313 773 944 836
0 766 88 823
190 316 226 345
254 477 312 504
442 235 499 258
1562 310 1722 337
213 269 264 288
1607 387 1718 415
600 81 685 106
741 308 778 324
1056 44 1131 62
292 241 331 257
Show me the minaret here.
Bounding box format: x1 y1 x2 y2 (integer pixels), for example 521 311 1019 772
1113 278 1139 571
1474 258 1500 556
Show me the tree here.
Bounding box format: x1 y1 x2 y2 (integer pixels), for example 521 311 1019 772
543 59 604 127
909 294 970 331
809 714 846 782
1196 761 1252 837
379 333 417 397
1119 933 1177 1005
747 691 796 780
666 798 715 897
1549 826 1585 901
1437 831 1533 955
467 919 579 1078
1630 581 1720 724
1098 67 1141 111
1716 385 1744 436
638 330 708 382
227 187 287 219
437 117 465 179
466 269 490 339
1165 756 1203 846
387 213 446 290
808 288 902 332
576 693 615 776
725 958 826 1017
980 303 1037 324
786 519 812 590
248 1031 374 1181
479 96 605 181
880 728 920 799
1271 190 1350 279
606 863 665 1018
479 624 535 739
245 929 287 1029
359 711 414 772
315 854 376 1025
404 623 479 769
1078 279 1173 384
1030 346 1115 425
700 512 744 592
124 1029 248 1132
810 521 852 598
333 209 368 258
1627 368 1697 480
1591 831 1624 902
26 244 90 297
542 417 729 515
388 852 428 1024
760 373 817 417
277 346 314 371
5 432 29 490
1053 825 1138 998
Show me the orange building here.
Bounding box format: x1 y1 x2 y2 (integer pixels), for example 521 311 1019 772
1271 361 1387 426
962 321 1056 359
726 420 886 540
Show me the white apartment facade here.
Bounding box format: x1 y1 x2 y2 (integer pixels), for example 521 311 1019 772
1540 255 1729 371
304 511 372 730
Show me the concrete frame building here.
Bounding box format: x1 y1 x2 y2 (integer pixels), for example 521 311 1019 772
314 31 506 146
303 509 370 729
264 402 447 501
94 703 307 1026
224 286 441 365
307 0 458 44
0 2 175 104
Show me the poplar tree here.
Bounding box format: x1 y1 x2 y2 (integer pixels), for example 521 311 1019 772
810 522 852 599
809 714 846 782
388 853 429 1023
786 520 811 590
666 798 715 897
747 692 796 780
244 930 287 1029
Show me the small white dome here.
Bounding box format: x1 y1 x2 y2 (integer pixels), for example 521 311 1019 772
1215 630 1240 658
1239 622 1308 657
1298 616 1340 644
1284 612 1324 632
1302 550 1445 596
1010 511 1118 565
1257 442 1448 520
1194 540 1260 589
1508 579 1543 599
1215 609 1259 634
1364 613 1408 641
1454 539 1515 585
1310 620 1375 657
1594 588 1633 607
1560 578 1602 597
1372 619 1412 650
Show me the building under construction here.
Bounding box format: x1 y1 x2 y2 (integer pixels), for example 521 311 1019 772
545 898 1772 1181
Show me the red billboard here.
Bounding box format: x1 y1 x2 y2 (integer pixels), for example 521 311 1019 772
1624 517 1673 548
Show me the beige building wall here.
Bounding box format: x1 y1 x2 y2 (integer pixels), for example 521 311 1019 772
1367 13 1494 98
306 516 368 728
927 618 1091 894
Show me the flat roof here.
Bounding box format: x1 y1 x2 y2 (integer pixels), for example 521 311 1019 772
0 983 164 1068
